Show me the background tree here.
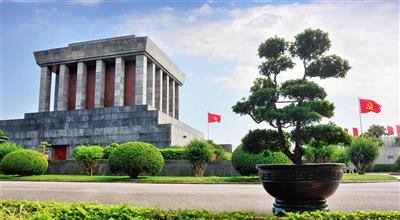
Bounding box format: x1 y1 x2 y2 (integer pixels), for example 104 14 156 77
38 141 51 154
365 124 386 138
232 29 351 164
347 136 382 174
73 145 104 176
185 139 214 176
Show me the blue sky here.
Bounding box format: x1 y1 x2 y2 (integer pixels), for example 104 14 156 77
1 0 399 147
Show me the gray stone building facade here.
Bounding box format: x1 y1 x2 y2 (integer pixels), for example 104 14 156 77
0 35 203 159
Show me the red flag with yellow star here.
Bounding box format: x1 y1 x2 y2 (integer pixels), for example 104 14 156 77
359 98 381 114
208 113 221 123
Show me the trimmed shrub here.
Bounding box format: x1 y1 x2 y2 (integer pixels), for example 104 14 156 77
331 147 350 165
159 147 188 160
185 139 213 176
0 149 48 176
232 145 291 176
394 155 400 172
73 145 104 176
347 136 381 174
207 139 227 160
103 143 119 159
371 164 394 172
0 142 21 161
1 200 399 220
0 129 8 143
109 142 164 178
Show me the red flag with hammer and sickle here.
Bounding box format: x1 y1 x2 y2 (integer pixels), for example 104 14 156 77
208 113 221 123
359 98 381 114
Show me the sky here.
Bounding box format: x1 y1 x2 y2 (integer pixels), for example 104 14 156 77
1 0 399 147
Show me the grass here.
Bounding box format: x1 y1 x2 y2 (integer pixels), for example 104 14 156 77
0 173 397 183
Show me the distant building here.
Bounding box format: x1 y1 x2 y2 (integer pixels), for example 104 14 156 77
374 136 400 164
0 35 203 160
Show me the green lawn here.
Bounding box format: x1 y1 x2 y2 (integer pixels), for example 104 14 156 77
0 173 397 183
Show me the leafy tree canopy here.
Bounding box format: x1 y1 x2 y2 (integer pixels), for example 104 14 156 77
232 28 351 164
365 124 386 138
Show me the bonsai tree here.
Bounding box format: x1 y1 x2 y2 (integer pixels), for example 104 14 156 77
185 139 214 176
38 141 51 155
232 29 351 164
73 145 104 176
347 136 382 174
365 124 386 138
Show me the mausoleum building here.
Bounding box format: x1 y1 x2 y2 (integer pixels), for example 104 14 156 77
0 35 203 160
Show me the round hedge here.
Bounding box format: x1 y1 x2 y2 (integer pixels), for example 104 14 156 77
0 142 21 161
108 142 164 178
0 149 48 176
103 143 119 159
232 145 291 176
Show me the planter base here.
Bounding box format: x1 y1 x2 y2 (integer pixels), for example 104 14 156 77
273 199 327 213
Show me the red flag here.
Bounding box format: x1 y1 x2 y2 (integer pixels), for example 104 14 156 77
352 128 359 136
359 98 381 113
344 128 349 133
208 113 221 123
387 126 394 135
396 125 400 135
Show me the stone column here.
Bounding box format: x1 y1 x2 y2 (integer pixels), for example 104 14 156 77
75 62 87 110
162 73 169 114
155 69 163 111
175 83 179 119
38 66 52 112
169 79 175 117
54 73 59 111
114 57 125 106
135 55 147 105
94 60 106 108
57 64 69 111
146 62 156 107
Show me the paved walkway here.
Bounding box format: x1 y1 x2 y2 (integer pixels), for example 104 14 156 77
1 181 399 213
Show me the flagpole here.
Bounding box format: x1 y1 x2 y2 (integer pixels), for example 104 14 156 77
358 96 363 134
207 112 209 140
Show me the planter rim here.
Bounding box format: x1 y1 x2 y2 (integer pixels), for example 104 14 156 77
256 163 344 169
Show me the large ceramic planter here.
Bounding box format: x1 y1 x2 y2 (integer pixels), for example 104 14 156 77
256 163 344 213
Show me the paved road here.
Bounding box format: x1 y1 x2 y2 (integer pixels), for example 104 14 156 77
1 181 399 213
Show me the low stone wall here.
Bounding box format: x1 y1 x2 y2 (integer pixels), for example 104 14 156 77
47 160 240 176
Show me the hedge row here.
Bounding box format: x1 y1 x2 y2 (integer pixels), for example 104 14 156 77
159 147 188 160
1 200 399 220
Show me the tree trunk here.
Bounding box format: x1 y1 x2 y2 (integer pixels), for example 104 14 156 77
87 168 93 176
130 170 139 178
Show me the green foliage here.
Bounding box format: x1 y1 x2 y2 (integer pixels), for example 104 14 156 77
1 200 399 220
0 142 21 161
103 143 119 159
185 139 213 176
0 129 8 143
395 136 400 145
372 164 394 172
38 141 51 154
159 147 188 160
109 142 164 178
347 136 381 174
394 155 400 172
365 124 386 138
305 144 338 163
331 147 350 165
283 210 400 220
0 200 260 220
73 145 104 176
232 29 350 164
207 139 227 160
232 145 291 176
0 149 48 176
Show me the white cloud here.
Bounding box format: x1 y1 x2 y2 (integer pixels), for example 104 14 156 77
69 0 101 6
210 66 259 90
